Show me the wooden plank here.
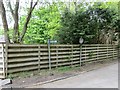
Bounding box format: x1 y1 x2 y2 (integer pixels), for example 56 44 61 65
8 57 38 63
49 62 71 67
8 62 38 68
52 55 79 59
0 65 4 68
51 57 80 62
50 48 71 51
39 65 49 69
8 53 38 57
9 44 40 47
83 53 114 59
57 59 70 63
8 66 38 73
82 49 114 52
50 51 79 55
83 44 113 46
50 44 79 47
97 56 113 60
40 61 49 64
8 49 39 52
82 47 113 50
0 71 4 73
40 55 74 59
57 62 71 66
72 57 80 60
40 53 49 55
0 76 5 79
82 51 112 56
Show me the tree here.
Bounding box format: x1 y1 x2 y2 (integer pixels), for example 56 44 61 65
56 2 118 44
0 0 39 43
20 3 61 44
0 0 10 43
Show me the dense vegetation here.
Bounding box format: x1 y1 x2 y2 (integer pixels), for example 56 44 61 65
0 1 119 44
22 3 61 44
56 3 119 44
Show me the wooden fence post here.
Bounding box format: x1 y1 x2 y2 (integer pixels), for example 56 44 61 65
56 46 58 68
5 43 8 78
107 44 108 60
112 45 114 60
71 45 73 67
79 45 82 67
85 45 86 62
48 40 51 70
38 45 41 72
117 45 120 60
1 44 5 78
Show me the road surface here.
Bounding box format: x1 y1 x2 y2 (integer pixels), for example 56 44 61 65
31 63 118 88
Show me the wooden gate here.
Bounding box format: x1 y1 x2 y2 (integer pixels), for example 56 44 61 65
0 44 5 78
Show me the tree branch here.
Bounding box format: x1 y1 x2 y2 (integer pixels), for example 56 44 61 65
20 0 39 42
30 0 33 9
8 0 15 20
15 0 19 15
13 0 20 43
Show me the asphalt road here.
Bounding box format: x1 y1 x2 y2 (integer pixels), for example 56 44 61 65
31 63 118 88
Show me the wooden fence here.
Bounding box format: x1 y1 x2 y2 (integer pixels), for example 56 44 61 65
6 44 118 75
0 44 5 78
118 46 120 57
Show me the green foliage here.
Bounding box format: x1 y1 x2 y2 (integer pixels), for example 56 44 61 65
20 3 61 44
19 2 118 44
88 51 94 59
56 2 118 44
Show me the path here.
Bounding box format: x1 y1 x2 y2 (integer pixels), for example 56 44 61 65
31 63 118 88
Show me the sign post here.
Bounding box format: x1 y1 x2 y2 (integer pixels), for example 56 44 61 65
79 37 84 67
48 39 57 70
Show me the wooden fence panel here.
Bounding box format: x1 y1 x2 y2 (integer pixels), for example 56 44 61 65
0 44 5 78
6 44 118 74
8 45 39 73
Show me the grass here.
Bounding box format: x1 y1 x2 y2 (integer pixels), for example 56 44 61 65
7 71 36 79
56 66 80 72
7 65 81 79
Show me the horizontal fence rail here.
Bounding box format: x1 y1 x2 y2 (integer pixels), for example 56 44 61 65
6 44 118 75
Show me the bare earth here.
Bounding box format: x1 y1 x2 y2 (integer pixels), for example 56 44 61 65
30 62 118 88
2 59 118 88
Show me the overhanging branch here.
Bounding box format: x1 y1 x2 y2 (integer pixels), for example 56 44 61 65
20 0 39 42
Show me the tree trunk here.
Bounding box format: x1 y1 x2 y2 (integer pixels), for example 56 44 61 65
8 0 20 43
14 0 20 43
1 0 38 44
0 0 10 43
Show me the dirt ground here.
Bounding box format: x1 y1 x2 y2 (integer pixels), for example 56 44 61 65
2 59 118 88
